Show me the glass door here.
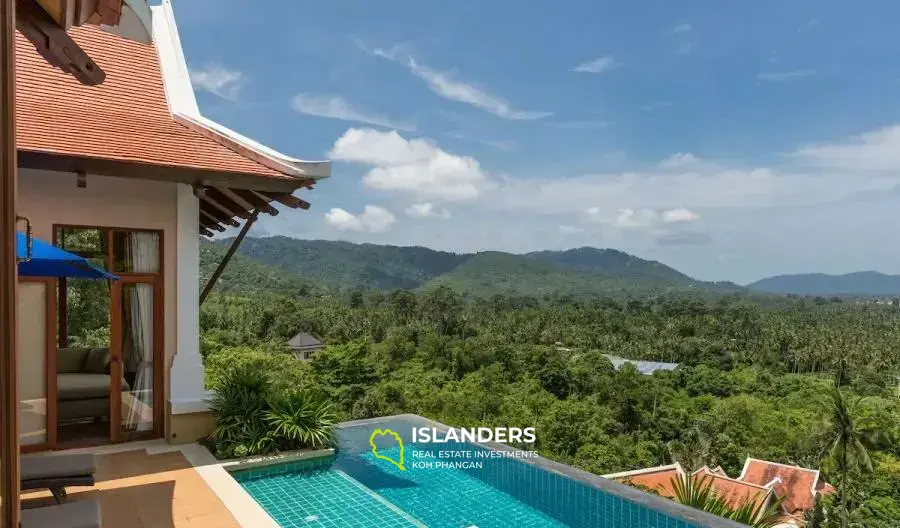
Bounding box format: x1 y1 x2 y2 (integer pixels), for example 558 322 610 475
110 230 161 442
116 281 158 440
53 226 162 446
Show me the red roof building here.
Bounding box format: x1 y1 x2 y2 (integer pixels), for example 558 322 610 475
606 458 834 527
13 0 331 452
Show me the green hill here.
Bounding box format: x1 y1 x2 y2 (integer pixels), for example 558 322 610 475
748 271 900 296
201 237 746 298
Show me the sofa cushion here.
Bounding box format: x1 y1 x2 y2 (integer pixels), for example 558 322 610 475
83 348 110 374
56 348 90 374
57 373 131 400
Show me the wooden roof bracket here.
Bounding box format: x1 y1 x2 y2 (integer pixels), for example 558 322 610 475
199 208 259 305
16 0 106 85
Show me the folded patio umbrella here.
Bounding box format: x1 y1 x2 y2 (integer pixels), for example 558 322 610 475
16 232 118 280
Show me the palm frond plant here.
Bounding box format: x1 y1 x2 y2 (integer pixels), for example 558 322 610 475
208 366 272 458
671 474 785 528
265 390 337 450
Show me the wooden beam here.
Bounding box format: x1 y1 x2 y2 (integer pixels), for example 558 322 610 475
1 0 20 524
260 191 310 210
200 209 260 304
230 189 278 216
200 214 226 233
204 187 251 219
18 150 306 193
15 0 105 85
200 200 239 228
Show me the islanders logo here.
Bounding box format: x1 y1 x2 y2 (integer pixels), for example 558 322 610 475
369 428 406 471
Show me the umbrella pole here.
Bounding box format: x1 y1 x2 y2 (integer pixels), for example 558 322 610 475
0 0 21 524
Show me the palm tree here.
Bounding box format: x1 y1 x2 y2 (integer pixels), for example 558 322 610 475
822 387 874 528
670 474 783 528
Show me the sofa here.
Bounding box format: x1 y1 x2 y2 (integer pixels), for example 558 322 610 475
56 347 130 422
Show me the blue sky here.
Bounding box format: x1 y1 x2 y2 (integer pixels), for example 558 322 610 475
174 0 900 284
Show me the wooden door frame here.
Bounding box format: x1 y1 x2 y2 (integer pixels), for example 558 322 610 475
17 277 56 454
111 275 164 442
50 224 165 447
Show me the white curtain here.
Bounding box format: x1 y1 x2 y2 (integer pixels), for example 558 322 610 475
124 232 158 432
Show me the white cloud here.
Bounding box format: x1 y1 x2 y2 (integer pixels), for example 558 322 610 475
290 94 415 131
189 64 245 100
406 203 451 219
364 45 550 120
447 133 516 151
659 152 701 169
793 125 900 172
665 23 692 35
572 56 617 74
325 205 397 233
329 128 490 201
559 225 585 235
661 208 699 223
757 69 817 82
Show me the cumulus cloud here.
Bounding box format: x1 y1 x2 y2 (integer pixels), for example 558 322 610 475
658 152 701 169
362 44 550 120
793 125 900 172
665 23 692 35
291 94 415 131
602 208 700 229
572 56 617 74
559 225 585 235
325 205 397 233
189 64 245 100
329 128 490 201
406 203 451 219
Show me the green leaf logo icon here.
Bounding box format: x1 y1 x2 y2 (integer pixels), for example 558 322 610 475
369 428 406 471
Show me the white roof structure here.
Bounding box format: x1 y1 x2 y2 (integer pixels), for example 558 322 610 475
604 355 679 375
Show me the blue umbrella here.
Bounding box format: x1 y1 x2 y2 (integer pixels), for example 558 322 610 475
16 232 118 279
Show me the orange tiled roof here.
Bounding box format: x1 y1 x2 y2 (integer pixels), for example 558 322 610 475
740 459 822 513
607 464 684 498
693 467 770 510
15 25 288 180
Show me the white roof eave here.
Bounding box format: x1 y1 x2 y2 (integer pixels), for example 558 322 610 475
150 0 331 181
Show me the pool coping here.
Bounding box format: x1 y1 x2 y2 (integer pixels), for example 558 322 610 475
180 444 338 528
338 414 750 528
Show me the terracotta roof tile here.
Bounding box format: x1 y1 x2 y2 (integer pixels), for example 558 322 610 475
608 465 683 498
15 26 287 180
693 467 770 510
741 460 821 513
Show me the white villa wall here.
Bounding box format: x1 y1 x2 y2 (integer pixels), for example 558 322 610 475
17 168 206 442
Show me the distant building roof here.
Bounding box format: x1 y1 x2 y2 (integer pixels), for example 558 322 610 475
604 463 685 498
288 332 323 350
604 355 679 375
739 458 831 514
692 467 772 510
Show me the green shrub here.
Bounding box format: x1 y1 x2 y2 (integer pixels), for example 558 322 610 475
207 363 336 459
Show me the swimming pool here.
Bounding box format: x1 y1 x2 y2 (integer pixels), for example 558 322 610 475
231 415 746 528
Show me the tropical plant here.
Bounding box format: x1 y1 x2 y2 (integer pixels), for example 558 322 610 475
671 474 784 528
207 366 336 459
208 366 273 459
265 390 336 450
823 387 875 527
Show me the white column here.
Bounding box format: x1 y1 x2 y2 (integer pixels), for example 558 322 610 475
169 183 209 414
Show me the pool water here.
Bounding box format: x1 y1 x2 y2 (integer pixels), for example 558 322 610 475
232 416 714 528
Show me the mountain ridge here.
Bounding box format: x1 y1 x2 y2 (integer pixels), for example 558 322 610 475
201 236 747 297
747 271 900 296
